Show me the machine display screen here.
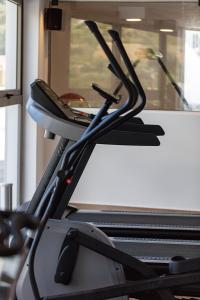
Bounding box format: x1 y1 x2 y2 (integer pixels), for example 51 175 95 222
34 80 91 125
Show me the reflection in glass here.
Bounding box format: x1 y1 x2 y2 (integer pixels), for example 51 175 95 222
121 28 160 109
52 1 200 111
69 19 114 107
70 19 112 90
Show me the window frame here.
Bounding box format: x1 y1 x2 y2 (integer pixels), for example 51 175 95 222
0 0 23 108
8 0 22 6
0 0 23 208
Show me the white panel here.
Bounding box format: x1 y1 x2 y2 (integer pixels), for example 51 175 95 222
5 105 21 208
22 0 40 203
70 110 200 211
60 0 198 2
22 0 48 202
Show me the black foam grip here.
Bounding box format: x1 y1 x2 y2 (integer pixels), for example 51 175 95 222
108 29 120 41
85 20 98 33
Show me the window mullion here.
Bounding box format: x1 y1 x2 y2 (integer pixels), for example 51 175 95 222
8 0 22 6
0 95 22 107
0 89 21 97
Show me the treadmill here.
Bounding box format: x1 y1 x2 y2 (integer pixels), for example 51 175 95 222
27 80 200 285
27 78 164 217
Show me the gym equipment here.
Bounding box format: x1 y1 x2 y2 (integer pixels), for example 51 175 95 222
27 69 200 283
26 78 164 217
17 19 147 300
26 34 167 218
0 211 38 300
68 209 200 264
16 21 200 300
0 211 38 256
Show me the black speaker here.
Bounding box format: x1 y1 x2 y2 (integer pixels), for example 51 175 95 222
44 8 62 31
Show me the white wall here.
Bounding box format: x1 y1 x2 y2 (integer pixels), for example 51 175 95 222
5 105 21 208
43 109 200 212
22 0 48 203
70 110 200 211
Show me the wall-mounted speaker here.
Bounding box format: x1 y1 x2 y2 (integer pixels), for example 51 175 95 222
44 8 62 31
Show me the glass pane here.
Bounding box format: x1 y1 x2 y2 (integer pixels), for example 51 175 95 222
0 107 5 184
52 1 200 111
0 105 20 209
184 30 200 110
0 1 6 90
121 27 160 109
69 18 112 107
0 0 20 91
70 19 112 89
165 34 184 110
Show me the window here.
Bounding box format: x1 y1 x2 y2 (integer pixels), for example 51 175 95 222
69 19 112 90
121 27 160 109
0 0 21 93
68 19 114 107
0 0 22 209
0 107 5 183
51 1 200 112
184 30 200 110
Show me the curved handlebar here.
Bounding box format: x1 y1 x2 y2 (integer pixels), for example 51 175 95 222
85 20 137 112
108 29 146 114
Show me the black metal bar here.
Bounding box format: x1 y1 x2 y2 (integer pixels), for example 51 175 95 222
44 272 200 300
108 30 146 113
68 229 159 278
105 227 200 240
111 123 164 135
66 229 174 300
96 131 160 146
111 60 140 97
157 57 190 109
53 144 95 218
27 138 69 216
